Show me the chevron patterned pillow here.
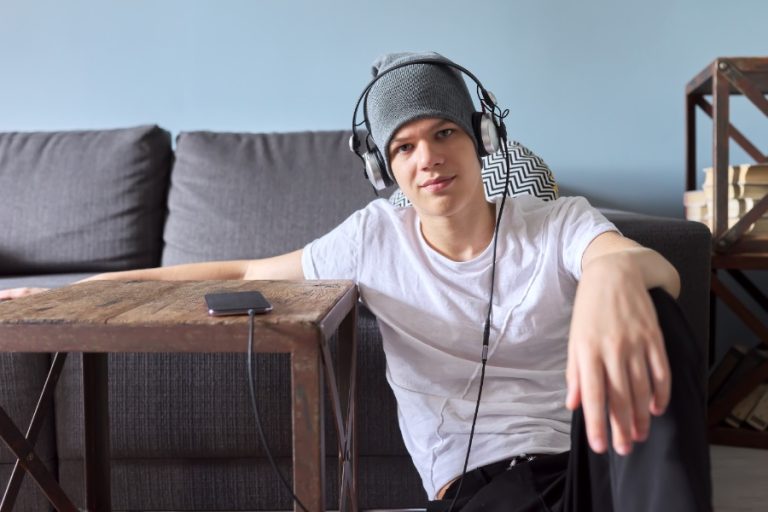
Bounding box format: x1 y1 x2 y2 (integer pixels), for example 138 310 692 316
389 140 558 208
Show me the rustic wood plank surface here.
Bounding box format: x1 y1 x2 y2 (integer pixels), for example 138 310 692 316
0 280 356 352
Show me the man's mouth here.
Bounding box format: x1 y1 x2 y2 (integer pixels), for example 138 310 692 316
419 176 455 192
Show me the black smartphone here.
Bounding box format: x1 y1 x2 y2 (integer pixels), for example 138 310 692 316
204 291 273 316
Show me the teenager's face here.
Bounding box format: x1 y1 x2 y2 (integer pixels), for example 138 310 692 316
388 117 486 219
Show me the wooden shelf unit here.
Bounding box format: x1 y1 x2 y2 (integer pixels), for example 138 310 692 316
686 57 768 449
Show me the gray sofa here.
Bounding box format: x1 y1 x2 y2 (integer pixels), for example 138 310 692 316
0 125 711 511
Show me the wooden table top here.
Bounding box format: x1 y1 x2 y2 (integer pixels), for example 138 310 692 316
0 280 357 353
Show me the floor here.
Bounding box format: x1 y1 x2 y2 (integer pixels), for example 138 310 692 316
711 444 768 512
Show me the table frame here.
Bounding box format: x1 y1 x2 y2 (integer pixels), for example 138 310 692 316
0 280 358 512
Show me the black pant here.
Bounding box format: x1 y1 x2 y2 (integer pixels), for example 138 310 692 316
427 288 712 512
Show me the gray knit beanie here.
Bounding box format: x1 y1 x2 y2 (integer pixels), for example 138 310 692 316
366 51 478 178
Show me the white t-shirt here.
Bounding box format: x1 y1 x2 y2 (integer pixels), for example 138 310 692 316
301 195 617 499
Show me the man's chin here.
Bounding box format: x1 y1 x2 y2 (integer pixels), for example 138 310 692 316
412 198 463 219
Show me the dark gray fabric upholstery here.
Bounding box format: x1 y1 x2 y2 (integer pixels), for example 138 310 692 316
0 462 57 511
0 354 56 464
0 126 172 275
0 353 58 511
162 130 377 265
56 353 331 459
59 456 423 510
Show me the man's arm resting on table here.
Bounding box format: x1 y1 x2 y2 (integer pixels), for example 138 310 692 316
566 231 680 456
84 249 305 282
0 249 305 300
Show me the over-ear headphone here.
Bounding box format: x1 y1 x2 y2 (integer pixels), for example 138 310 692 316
349 58 508 190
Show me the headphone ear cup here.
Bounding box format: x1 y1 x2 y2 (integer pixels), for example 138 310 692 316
472 112 501 156
363 148 394 190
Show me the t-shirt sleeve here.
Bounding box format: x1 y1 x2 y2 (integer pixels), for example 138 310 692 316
301 208 362 280
554 196 619 280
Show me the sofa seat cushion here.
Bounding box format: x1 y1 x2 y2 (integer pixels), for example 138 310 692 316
0 125 172 275
0 272 95 290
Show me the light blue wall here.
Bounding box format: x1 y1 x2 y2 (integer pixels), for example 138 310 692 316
1 0 767 355
0 0 766 218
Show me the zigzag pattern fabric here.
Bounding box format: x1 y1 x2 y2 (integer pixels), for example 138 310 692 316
389 140 559 208
481 140 558 201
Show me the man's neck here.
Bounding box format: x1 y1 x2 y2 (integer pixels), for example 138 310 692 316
419 201 497 262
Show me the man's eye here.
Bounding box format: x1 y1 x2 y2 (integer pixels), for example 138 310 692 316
437 128 454 138
397 144 413 153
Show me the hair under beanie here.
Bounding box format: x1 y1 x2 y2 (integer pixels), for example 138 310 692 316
365 51 478 177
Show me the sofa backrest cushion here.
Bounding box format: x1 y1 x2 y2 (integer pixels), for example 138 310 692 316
163 130 378 264
0 125 172 275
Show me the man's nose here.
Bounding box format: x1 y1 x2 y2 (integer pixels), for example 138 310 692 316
416 140 443 170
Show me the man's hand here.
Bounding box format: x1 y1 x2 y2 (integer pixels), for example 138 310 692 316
0 287 49 301
566 232 677 456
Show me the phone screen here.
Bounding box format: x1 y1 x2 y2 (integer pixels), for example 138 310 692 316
204 291 273 316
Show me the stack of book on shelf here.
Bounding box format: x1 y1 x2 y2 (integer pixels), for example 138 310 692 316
684 163 768 234
709 344 768 430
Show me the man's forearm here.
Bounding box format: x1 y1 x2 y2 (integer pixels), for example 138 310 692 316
79 260 251 283
1 255 302 301
583 247 680 299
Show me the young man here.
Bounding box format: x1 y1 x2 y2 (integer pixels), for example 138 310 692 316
1 52 710 511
